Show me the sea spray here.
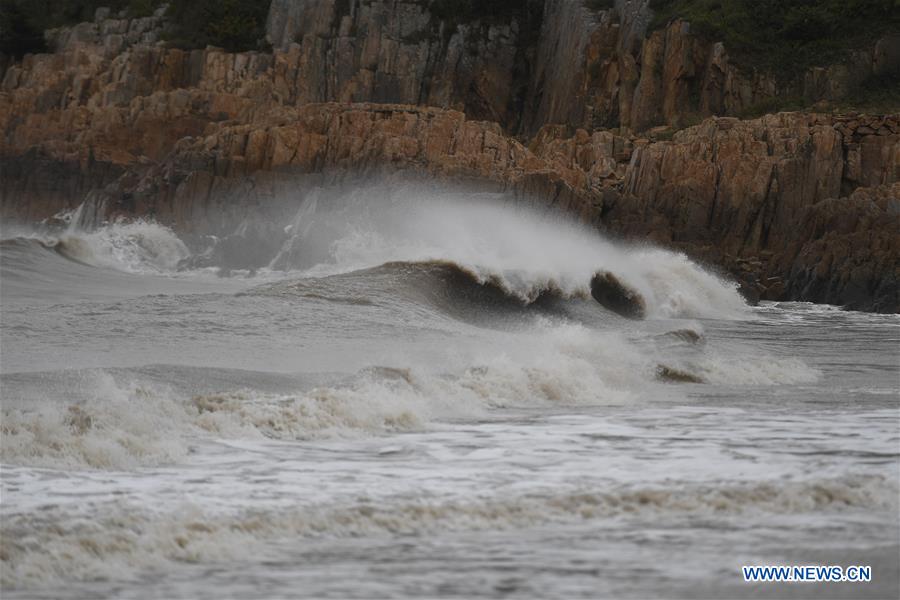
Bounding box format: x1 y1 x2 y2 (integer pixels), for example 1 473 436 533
270 189 749 320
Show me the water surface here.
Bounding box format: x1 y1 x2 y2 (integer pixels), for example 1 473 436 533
2 191 897 598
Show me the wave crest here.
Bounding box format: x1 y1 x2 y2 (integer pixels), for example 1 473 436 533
270 193 749 320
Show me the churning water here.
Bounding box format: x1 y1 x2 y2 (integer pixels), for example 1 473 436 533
1 186 898 598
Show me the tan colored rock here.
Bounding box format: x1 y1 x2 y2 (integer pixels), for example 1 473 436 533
602 112 898 310
785 183 900 311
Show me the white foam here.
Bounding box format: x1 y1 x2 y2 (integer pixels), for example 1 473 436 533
693 354 821 385
0 372 192 470
3 474 894 589
0 317 655 471
2 314 821 472
3 205 192 274
55 218 190 274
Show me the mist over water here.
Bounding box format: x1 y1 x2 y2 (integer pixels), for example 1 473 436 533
1 183 898 598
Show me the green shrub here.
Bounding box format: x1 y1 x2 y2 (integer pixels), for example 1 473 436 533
830 73 900 114
426 0 539 38
126 0 159 18
738 96 807 119
584 0 616 12
649 0 900 77
428 0 524 23
0 0 270 58
164 0 270 52
0 0 47 57
0 0 163 58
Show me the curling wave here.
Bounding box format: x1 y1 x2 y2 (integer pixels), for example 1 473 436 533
256 254 742 324
276 195 749 320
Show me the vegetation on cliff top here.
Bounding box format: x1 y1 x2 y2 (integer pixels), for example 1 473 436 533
421 0 543 41
427 0 526 23
649 0 900 76
164 0 269 52
0 0 44 57
1 0 545 58
0 0 270 57
1 0 154 56
584 0 616 12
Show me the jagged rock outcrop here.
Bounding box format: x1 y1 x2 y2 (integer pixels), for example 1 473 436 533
530 123 634 192
603 113 899 310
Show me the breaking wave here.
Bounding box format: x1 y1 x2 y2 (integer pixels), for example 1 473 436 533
2 208 189 275
9 189 749 320
0 352 636 470
280 195 748 320
1 321 819 472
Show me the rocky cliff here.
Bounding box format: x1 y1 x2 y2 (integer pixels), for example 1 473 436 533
264 0 543 130
528 0 900 133
0 1 898 311
607 114 899 310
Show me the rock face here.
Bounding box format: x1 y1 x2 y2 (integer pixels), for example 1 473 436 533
786 183 899 312
604 113 900 310
525 0 900 134
0 2 898 311
265 0 541 129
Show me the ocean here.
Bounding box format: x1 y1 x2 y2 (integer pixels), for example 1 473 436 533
1 186 898 598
